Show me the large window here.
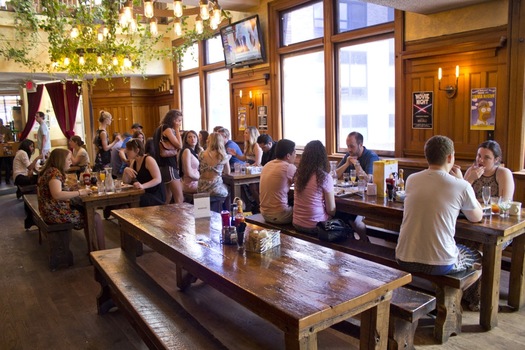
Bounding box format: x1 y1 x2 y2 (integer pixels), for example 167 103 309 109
176 34 231 133
274 0 395 153
282 51 325 146
338 38 395 151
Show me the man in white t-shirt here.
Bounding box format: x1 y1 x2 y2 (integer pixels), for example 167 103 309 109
35 111 51 158
396 135 483 275
259 139 296 224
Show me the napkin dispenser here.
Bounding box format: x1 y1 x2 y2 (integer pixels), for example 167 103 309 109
373 160 398 197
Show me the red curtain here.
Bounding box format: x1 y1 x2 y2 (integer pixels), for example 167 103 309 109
19 84 44 141
46 81 81 139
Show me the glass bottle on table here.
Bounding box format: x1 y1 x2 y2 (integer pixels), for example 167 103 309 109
397 169 405 191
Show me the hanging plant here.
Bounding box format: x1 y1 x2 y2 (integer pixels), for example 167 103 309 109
0 0 230 83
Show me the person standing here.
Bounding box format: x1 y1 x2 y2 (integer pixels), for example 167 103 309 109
257 134 277 166
259 139 296 224
396 136 483 307
153 109 183 204
35 111 51 159
93 110 121 172
336 131 379 179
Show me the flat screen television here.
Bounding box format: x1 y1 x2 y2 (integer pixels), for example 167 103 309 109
220 15 266 69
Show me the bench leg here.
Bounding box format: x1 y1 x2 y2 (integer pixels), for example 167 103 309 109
433 284 462 343
47 230 74 271
388 316 417 350
93 266 116 315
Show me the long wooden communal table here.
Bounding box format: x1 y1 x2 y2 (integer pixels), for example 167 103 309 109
222 172 260 200
335 193 525 331
80 187 144 252
112 203 412 350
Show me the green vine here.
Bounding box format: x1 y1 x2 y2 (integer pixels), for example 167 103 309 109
0 0 230 83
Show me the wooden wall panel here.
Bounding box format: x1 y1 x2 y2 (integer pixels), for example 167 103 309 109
401 27 508 162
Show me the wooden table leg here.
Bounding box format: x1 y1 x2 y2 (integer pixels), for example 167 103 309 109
284 331 316 350
84 204 97 252
480 242 502 330
360 298 390 350
509 234 525 310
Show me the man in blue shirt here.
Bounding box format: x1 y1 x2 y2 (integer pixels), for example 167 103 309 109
336 131 379 179
217 127 244 168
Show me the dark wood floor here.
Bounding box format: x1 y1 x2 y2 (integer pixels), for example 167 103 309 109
1 184 525 349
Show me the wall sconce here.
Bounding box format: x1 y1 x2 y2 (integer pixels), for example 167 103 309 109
239 90 254 109
438 65 459 98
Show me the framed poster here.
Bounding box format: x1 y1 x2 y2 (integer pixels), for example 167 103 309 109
238 106 247 131
257 105 268 130
471 87 496 130
412 91 433 129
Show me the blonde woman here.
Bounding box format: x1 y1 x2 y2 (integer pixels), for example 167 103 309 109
227 126 263 166
197 132 230 198
93 110 121 172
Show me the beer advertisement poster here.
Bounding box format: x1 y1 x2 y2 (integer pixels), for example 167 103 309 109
412 91 433 129
471 87 496 130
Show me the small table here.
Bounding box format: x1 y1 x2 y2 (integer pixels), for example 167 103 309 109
80 187 144 252
335 193 525 330
222 172 260 200
113 204 411 350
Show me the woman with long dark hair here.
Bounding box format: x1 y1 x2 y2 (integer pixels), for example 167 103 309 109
153 109 183 204
293 140 335 234
179 130 202 194
13 139 42 190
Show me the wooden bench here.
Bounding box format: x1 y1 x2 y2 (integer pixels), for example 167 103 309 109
23 194 74 271
246 213 479 344
90 248 227 350
16 183 37 199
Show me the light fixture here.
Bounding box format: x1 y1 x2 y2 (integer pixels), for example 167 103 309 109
200 0 210 21
195 15 204 35
438 65 459 98
143 0 154 19
239 90 254 109
174 18 182 36
173 0 183 18
149 17 158 36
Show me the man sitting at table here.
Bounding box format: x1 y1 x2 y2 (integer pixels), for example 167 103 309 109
259 139 296 224
396 135 483 304
336 131 379 179
257 134 277 166
216 127 244 169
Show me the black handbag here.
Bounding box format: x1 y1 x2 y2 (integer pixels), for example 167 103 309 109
316 218 349 242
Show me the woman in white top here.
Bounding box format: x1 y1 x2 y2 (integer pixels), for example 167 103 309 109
13 139 42 189
68 135 90 177
227 126 263 166
179 130 202 194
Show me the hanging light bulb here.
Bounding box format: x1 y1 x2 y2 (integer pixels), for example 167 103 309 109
79 54 85 65
97 28 104 42
70 27 79 39
124 56 132 68
128 17 137 33
64 57 70 66
119 9 128 27
149 17 158 36
199 0 209 21
213 6 221 24
195 15 203 35
103 27 109 37
174 18 182 36
97 55 103 65
143 0 154 18
112 55 118 66
123 0 133 23
173 0 183 18
210 18 218 30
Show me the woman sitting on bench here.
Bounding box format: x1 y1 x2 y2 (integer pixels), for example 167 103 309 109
13 139 42 196
37 148 105 250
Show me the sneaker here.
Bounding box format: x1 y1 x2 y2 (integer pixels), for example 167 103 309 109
16 188 22 200
103 207 111 219
24 217 35 230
